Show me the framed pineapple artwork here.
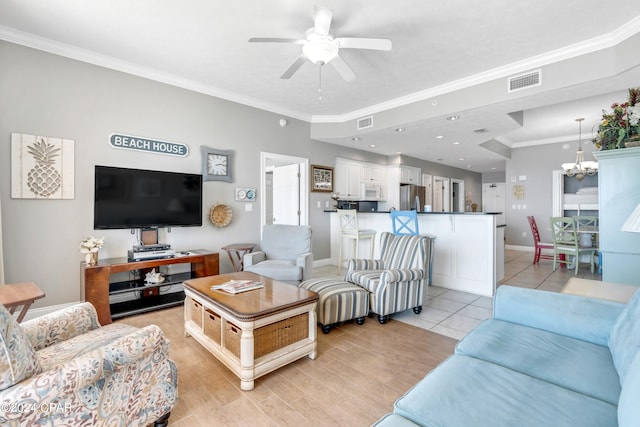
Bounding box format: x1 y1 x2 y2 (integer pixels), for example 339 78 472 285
11 133 75 199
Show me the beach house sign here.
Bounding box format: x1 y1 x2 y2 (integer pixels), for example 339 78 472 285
109 133 189 157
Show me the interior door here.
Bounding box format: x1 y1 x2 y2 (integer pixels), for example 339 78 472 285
272 163 300 225
422 173 433 208
261 152 309 231
433 176 450 212
483 183 506 225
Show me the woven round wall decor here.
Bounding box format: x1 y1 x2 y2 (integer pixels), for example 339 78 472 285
209 203 232 228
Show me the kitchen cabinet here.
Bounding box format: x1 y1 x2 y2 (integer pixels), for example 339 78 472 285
335 157 387 200
400 165 421 184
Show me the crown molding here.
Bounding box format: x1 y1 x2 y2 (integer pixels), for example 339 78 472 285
2 14 640 126
0 25 312 122
311 15 640 124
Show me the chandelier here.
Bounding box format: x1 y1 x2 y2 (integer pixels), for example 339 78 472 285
562 118 598 181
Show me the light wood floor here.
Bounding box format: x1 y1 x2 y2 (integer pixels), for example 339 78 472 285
122 249 600 426
119 306 456 427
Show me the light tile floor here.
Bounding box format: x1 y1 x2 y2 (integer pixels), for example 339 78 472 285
313 248 602 340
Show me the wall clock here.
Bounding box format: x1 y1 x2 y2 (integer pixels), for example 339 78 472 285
201 146 234 182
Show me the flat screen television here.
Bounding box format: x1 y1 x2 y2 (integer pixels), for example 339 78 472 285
94 165 203 229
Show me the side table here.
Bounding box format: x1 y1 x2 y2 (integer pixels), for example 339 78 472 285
0 282 46 322
221 243 256 272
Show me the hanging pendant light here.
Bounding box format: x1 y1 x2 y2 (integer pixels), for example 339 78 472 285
561 118 598 181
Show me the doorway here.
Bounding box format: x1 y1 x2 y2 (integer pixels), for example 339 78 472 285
260 152 309 229
482 183 506 225
433 176 450 212
450 178 465 212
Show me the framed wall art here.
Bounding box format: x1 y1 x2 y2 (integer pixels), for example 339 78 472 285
201 146 234 182
311 164 333 192
11 133 75 199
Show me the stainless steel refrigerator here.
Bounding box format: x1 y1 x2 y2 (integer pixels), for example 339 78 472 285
400 184 426 211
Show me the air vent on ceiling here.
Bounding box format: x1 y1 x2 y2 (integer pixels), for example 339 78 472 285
473 128 489 134
357 116 373 130
508 70 541 93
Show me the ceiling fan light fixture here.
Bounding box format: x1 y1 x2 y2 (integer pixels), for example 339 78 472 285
303 39 338 65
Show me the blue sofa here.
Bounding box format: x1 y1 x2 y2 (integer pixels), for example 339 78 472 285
373 285 640 427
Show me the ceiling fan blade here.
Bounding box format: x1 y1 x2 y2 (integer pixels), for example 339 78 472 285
335 37 392 51
280 55 308 79
313 5 333 36
330 55 356 82
249 37 305 44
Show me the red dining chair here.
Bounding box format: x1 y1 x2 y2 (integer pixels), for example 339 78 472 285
527 216 554 264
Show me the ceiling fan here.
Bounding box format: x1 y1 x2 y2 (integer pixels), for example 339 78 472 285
248 5 392 83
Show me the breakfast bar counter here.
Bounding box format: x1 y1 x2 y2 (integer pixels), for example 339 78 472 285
328 211 503 296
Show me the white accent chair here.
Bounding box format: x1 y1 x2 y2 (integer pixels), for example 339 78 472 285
244 224 313 283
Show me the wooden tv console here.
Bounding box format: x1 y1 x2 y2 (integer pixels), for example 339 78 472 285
82 250 219 325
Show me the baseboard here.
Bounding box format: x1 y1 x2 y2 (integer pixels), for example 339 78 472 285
505 245 534 252
22 301 81 322
313 258 335 267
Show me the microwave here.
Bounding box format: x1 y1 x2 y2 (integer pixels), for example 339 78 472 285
361 183 382 200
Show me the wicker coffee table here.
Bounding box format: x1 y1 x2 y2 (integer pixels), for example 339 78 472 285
183 272 318 390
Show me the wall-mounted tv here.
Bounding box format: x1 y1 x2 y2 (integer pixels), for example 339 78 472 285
94 165 203 229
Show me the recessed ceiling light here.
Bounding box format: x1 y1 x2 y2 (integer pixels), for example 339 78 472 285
352 137 361 141
453 141 461 145
435 135 445 139
458 158 465 161
369 144 376 148
447 115 460 121
467 165 472 168
395 127 406 132
491 167 497 170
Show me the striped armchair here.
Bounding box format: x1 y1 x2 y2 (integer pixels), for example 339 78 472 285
345 232 433 324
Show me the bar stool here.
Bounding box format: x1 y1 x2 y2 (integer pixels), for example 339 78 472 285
337 209 376 274
391 210 419 235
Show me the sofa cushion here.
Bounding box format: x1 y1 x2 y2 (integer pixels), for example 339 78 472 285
394 355 617 427
346 270 384 292
0 304 40 391
456 319 621 405
609 288 640 385
618 351 640 427
245 260 302 281
379 233 427 270
260 224 311 261
37 323 138 372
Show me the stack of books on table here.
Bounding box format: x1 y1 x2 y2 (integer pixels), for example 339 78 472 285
211 280 264 294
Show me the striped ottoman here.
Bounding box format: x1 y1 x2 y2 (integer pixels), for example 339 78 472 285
299 278 369 334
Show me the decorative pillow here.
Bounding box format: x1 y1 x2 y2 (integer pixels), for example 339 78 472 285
609 289 640 385
0 303 40 391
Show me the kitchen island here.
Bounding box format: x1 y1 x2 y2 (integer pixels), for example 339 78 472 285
329 211 503 297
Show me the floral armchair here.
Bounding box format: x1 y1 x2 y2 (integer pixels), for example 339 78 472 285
0 302 177 426
345 232 433 324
